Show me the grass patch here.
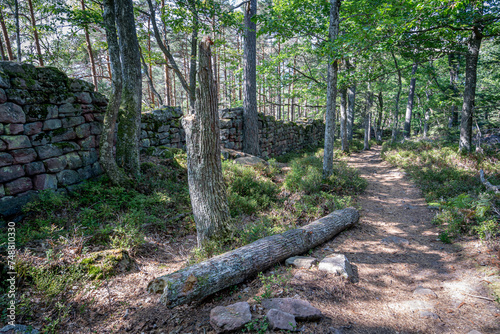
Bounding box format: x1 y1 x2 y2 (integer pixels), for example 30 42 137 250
284 154 367 195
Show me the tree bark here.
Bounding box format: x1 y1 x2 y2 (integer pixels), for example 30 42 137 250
0 9 13 61
188 2 198 112
323 0 340 177
115 0 142 178
391 52 402 142
183 36 230 248
403 62 418 139
14 0 21 62
80 0 98 90
376 91 383 142
339 87 348 152
100 0 130 186
459 30 482 152
28 0 43 66
242 0 259 156
364 91 373 150
0 36 5 61
448 54 459 128
347 84 356 141
148 207 359 307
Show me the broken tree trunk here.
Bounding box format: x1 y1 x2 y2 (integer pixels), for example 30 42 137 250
147 207 359 307
480 169 500 194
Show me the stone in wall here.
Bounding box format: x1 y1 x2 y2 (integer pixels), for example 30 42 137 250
0 62 107 217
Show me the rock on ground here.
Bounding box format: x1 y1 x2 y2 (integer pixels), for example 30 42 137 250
381 236 409 245
234 156 267 166
0 325 39 334
285 256 318 269
413 286 438 299
210 302 252 333
318 253 354 280
419 311 439 320
266 309 297 331
262 298 321 321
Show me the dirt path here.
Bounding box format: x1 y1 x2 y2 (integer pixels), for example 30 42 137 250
308 146 499 333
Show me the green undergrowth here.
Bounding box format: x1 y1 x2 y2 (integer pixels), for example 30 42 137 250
190 148 367 262
0 146 367 330
381 140 500 243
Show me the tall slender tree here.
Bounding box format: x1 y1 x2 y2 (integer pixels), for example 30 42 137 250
100 0 128 186
323 0 340 177
14 0 20 62
100 0 142 180
27 0 43 66
243 0 259 156
0 7 13 60
403 62 418 139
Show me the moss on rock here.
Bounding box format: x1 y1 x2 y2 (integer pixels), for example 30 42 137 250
79 249 136 280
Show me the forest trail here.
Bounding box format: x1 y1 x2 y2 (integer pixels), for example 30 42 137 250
308 146 500 333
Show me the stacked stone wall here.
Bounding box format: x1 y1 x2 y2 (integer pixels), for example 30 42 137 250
140 107 324 158
0 62 324 217
139 107 184 149
0 62 106 216
219 108 325 158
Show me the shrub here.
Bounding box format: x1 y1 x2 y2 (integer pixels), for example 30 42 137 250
223 162 280 216
283 155 367 195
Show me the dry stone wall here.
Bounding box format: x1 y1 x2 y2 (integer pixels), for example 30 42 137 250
141 107 325 159
0 62 324 218
0 62 106 216
219 108 324 158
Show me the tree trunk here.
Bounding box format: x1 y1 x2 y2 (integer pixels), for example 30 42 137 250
0 36 5 61
14 0 20 62
100 0 130 186
403 62 418 139
148 207 359 307
339 87 348 152
27 0 43 66
448 54 459 128
161 0 171 106
376 91 383 142
243 0 259 156
115 0 142 178
183 36 230 248
364 91 373 150
347 84 356 141
459 30 482 152
188 9 198 112
81 0 98 90
0 9 13 61
424 109 430 138
391 52 402 142
323 0 340 177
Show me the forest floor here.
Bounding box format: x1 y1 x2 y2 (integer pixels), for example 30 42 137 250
60 146 500 334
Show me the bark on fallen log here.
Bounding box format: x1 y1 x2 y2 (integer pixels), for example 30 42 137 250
147 207 359 307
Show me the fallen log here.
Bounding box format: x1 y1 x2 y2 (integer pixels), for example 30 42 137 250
147 207 359 307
